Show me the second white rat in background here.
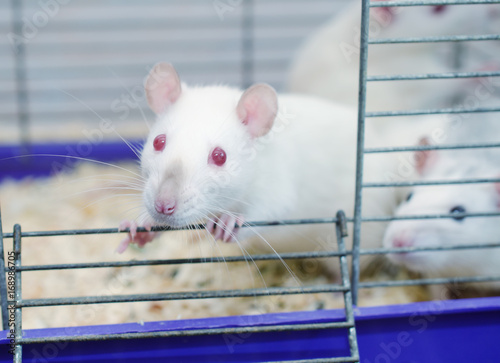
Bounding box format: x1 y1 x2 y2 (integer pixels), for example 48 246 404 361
287 2 500 112
383 142 500 293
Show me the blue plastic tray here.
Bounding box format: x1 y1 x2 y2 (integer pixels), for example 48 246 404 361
1 297 499 362
0 142 141 181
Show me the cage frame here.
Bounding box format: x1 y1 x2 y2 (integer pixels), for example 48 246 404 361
2 0 500 361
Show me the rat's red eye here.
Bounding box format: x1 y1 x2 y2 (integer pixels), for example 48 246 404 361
153 134 166 152
209 147 226 166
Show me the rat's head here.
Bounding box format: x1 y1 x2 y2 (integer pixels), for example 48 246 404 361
371 1 450 29
373 2 498 37
140 62 278 227
383 139 500 273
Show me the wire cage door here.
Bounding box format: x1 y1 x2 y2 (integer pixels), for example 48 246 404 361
2 0 500 362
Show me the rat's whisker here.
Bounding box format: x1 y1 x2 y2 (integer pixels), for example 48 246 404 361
56 87 143 160
204 210 265 289
215 194 254 209
200 214 231 276
65 173 145 185
65 187 143 199
208 207 301 287
1 154 143 179
108 68 151 131
77 193 143 214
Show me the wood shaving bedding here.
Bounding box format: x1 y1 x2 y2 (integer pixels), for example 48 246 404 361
0 162 429 330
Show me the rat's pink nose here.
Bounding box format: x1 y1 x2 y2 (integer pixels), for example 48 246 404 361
393 237 413 248
155 199 176 215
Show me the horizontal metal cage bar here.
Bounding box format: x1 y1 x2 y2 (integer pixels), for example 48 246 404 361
13 242 500 272
363 177 500 187
3 210 499 240
366 106 500 118
16 251 348 272
367 70 500 82
362 242 500 255
371 0 500 7
13 274 500 308
362 212 500 221
364 142 500 154
16 284 350 308
360 275 500 288
1 217 340 238
369 34 500 44
16 321 355 345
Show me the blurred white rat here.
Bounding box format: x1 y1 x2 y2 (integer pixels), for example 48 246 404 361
382 70 500 293
287 1 500 112
383 138 500 293
118 62 409 275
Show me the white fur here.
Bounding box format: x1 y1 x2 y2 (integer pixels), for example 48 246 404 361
287 2 500 112
383 147 500 290
383 89 500 291
140 80 409 274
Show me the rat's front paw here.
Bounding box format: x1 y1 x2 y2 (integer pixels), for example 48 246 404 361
206 214 244 243
116 220 157 253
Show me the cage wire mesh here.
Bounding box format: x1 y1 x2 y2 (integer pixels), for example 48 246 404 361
1 0 348 143
1 0 500 362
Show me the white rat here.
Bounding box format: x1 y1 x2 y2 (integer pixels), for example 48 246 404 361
383 142 500 292
287 1 500 112
118 62 404 275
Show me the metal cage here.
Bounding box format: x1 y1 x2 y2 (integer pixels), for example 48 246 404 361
1 0 500 362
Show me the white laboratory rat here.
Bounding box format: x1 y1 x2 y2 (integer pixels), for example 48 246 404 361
287 1 500 112
118 62 405 275
383 141 500 292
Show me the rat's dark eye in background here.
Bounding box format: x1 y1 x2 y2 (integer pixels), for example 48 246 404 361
153 134 166 152
432 5 447 14
209 147 227 166
450 205 466 221
406 192 413 202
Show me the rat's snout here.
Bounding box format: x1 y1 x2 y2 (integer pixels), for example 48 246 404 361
155 198 176 215
392 236 414 248
151 159 185 216
388 228 416 249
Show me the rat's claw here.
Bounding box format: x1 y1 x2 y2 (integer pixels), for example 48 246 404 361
226 216 244 243
117 220 157 253
135 230 157 248
213 219 225 241
116 220 135 253
119 220 137 240
116 236 132 254
222 215 236 242
208 214 244 243
205 220 216 234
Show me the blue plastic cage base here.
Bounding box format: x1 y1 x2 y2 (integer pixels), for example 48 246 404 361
1 297 499 362
0 142 141 181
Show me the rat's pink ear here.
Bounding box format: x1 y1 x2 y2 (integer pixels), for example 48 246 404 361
145 62 182 114
415 137 437 175
236 84 278 138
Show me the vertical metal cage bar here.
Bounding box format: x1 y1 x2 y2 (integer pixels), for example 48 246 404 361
351 0 371 306
0 209 9 330
241 0 254 89
335 211 360 362
10 0 31 152
13 224 23 363
450 42 465 105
